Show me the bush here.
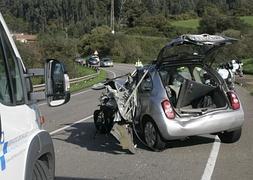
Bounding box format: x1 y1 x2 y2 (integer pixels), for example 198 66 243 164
198 7 248 34
125 26 164 37
111 34 168 63
16 42 43 68
38 32 79 78
78 26 114 57
243 58 253 75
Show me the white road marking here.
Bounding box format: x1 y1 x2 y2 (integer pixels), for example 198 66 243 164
104 69 117 78
50 115 93 135
201 136 221 180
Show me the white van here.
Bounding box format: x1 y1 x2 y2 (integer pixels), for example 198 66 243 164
0 13 70 180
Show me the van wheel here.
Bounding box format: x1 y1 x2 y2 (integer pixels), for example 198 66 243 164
218 127 242 143
143 120 166 151
32 160 51 180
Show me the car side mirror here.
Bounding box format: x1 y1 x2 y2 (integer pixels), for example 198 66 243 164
45 59 70 107
0 117 2 143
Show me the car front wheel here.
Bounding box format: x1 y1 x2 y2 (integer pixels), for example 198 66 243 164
32 160 52 180
143 120 166 151
218 127 242 143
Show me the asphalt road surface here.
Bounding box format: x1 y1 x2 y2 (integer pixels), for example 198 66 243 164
39 63 253 180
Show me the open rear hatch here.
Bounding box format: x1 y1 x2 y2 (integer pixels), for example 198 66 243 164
156 34 237 67
156 34 237 116
175 78 228 115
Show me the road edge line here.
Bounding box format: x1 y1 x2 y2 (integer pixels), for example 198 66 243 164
104 69 116 78
49 115 93 135
201 135 221 180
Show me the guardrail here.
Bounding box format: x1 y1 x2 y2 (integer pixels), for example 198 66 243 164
33 71 99 92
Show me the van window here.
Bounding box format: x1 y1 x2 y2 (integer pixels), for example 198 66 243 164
0 24 24 104
0 43 11 104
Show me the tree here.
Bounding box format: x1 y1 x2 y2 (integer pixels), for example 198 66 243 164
78 26 114 57
198 6 247 34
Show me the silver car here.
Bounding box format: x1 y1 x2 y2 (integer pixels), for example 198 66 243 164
100 57 114 67
136 34 244 150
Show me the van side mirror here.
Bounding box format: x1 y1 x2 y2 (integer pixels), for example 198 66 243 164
45 59 70 107
0 117 2 142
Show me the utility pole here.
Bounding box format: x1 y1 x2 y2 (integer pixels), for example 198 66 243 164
111 0 115 34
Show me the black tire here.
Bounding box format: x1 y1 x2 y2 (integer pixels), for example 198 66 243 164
93 109 114 134
218 127 242 143
32 160 51 180
143 120 166 151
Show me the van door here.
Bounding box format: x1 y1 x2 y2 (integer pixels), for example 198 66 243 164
0 20 38 179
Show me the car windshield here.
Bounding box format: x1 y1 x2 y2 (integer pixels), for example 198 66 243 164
102 59 110 62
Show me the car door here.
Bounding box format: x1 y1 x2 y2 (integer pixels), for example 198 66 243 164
0 18 38 179
138 72 153 116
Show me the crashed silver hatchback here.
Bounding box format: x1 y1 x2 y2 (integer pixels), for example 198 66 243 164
136 34 244 150
93 34 244 152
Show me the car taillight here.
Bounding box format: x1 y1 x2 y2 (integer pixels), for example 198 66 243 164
227 92 240 110
161 100 175 119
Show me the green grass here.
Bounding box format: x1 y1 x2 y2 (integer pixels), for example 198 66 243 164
72 64 96 78
243 58 253 74
171 19 200 29
31 65 96 85
170 16 253 30
240 16 253 26
70 69 106 93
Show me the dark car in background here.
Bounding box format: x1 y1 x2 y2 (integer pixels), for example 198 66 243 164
87 56 99 66
100 57 113 67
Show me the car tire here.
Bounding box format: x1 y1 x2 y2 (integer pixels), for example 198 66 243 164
218 127 242 143
32 160 51 180
94 109 113 134
143 119 166 151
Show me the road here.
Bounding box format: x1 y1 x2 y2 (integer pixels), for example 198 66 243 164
39 64 253 180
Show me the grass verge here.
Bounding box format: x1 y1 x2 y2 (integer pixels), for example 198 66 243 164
171 19 200 29
240 16 253 26
73 64 95 77
170 16 253 30
31 64 96 85
70 69 106 93
243 58 253 75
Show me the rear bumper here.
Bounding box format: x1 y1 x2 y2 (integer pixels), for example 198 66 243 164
154 108 244 140
101 63 113 67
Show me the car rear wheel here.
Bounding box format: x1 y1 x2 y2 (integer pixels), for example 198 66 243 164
32 160 51 180
143 120 166 151
218 127 242 143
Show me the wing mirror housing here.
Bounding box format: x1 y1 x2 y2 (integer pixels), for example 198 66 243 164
45 59 70 107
